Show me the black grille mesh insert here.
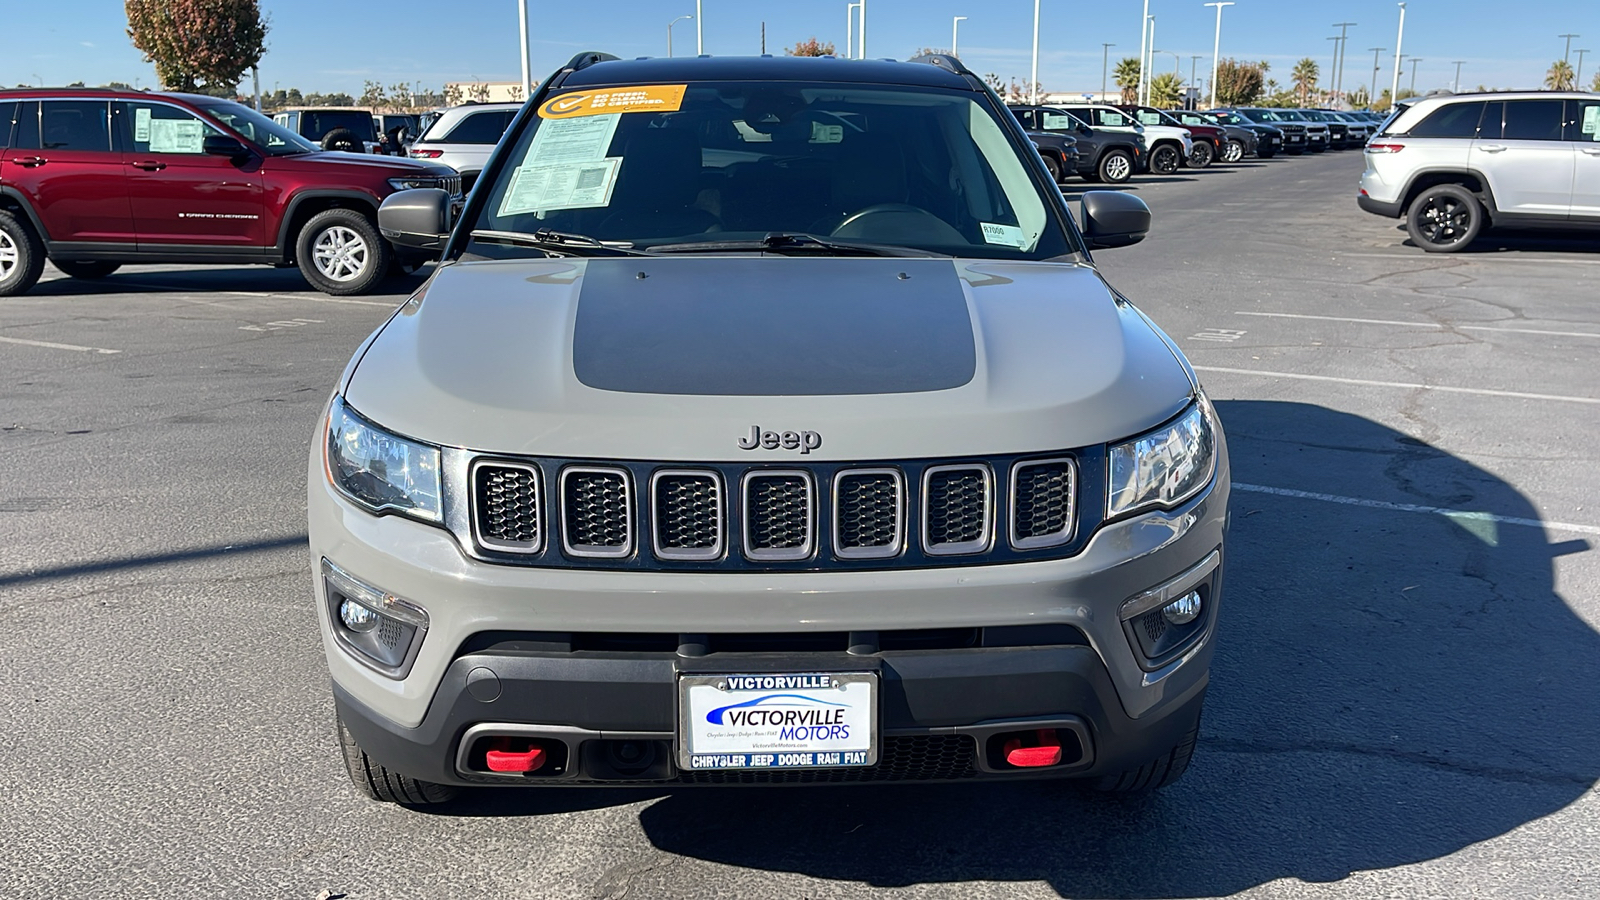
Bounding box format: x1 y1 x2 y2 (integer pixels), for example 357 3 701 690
675 735 977 784
836 472 900 551
655 473 720 552
746 474 811 553
474 464 540 547
563 470 630 551
1013 462 1073 541
925 468 988 548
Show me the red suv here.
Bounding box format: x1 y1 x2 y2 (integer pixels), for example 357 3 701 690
0 89 460 297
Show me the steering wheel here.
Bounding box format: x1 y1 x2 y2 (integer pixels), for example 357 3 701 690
830 203 968 243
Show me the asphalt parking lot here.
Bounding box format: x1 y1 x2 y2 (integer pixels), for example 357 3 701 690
3 149 1598 898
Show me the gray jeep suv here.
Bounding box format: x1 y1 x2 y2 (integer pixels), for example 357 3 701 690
313 52 1228 806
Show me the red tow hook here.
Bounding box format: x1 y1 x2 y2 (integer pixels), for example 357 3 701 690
1003 729 1063 768
484 738 546 773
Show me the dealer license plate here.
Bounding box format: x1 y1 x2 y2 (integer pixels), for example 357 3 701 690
677 672 878 771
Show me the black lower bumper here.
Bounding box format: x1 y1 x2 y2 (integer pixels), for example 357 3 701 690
335 645 1209 787
1358 193 1404 218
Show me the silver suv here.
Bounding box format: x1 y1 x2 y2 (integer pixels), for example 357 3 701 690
316 53 1228 806
406 102 521 191
1359 92 1600 251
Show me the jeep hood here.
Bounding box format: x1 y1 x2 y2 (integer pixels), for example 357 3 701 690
343 257 1194 461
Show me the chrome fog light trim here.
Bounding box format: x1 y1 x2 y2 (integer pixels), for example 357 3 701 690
321 558 429 679
1119 549 1221 622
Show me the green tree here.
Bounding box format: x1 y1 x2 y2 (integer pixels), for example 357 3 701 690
1347 86 1371 109
1291 57 1320 105
1113 56 1142 103
1149 72 1184 108
359 80 387 108
982 72 1005 93
1592 71 1600 92
1545 60 1575 90
1212 58 1265 106
786 37 836 57
125 0 268 93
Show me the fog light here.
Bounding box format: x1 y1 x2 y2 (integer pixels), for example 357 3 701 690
1163 591 1202 625
339 599 380 633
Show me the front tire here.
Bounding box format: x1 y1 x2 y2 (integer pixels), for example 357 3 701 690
1042 153 1062 183
296 208 392 296
338 716 458 806
0 211 45 297
1090 705 1201 796
54 260 121 280
1097 149 1134 184
1222 140 1244 163
1149 144 1181 175
1405 184 1482 253
1187 141 1214 168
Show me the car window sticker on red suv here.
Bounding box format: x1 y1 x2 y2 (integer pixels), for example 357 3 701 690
125 102 220 155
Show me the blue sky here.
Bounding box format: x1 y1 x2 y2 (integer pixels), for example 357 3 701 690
3 1 1597 97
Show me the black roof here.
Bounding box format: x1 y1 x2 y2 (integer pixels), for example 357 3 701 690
560 55 974 91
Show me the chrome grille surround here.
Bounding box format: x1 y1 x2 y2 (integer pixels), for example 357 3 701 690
832 468 905 560
558 466 634 559
742 470 815 561
470 459 543 553
650 469 725 561
921 464 993 556
1008 457 1077 550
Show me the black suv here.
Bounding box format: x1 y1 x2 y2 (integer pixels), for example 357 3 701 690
1024 130 1082 183
1009 105 1144 184
272 108 380 153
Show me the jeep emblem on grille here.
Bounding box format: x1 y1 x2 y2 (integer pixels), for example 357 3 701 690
739 425 823 454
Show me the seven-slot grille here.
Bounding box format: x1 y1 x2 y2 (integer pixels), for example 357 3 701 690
560 467 633 558
742 471 815 561
469 458 1080 565
651 470 724 560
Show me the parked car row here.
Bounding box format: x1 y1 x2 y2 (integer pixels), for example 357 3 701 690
1012 101 1386 186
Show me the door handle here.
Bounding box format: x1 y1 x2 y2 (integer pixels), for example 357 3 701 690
1581 147 1600 156
10 156 46 167
129 160 167 171
1478 144 1508 153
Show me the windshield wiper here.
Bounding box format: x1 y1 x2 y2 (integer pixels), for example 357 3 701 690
469 229 656 257
650 232 948 258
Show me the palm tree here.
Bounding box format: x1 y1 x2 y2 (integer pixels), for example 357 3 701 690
1113 57 1142 103
1291 58 1320 105
1545 60 1575 90
1149 72 1185 109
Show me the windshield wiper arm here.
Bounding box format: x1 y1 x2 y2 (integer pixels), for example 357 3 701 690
470 229 655 257
650 232 947 258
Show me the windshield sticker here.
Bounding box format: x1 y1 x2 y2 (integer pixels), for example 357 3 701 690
809 122 843 144
526 114 620 166
980 222 1028 248
134 107 152 142
148 117 204 153
539 84 687 119
1584 105 1599 137
498 157 622 215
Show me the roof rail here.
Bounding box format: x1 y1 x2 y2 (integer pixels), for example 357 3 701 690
908 53 975 78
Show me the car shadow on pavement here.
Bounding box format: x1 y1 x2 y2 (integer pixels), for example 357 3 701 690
623 400 1599 896
1398 231 1600 256
25 265 427 298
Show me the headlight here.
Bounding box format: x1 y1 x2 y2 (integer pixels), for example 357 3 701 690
325 396 442 522
388 175 448 191
1107 398 1217 518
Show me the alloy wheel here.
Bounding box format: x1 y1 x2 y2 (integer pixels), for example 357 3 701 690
312 225 370 282
0 231 15 279
1223 141 1244 162
1105 154 1131 182
1419 196 1471 246
1151 146 1180 175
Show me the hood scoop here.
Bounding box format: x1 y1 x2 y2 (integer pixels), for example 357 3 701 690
571 258 976 396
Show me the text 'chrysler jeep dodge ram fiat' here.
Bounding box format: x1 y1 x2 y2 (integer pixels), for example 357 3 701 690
310 53 1229 806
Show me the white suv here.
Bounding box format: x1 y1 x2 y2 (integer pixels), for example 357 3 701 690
1358 92 1600 251
1061 104 1193 175
406 102 522 191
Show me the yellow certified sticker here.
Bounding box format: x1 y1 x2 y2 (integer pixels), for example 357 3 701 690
539 85 687 118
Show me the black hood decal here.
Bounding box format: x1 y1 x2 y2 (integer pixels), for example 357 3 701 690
572 258 976 396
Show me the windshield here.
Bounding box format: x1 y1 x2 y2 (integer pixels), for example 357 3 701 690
468 81 1078 260
196 101 318 156
1209 112 1244 125
299 110 377 142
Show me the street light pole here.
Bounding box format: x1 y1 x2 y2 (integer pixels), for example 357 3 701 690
1030 0 1041 104
518 0 531 97
668 15 693 58
1409 57 1423 94
1332 22 1355 104
1451 59 1464 92
859 0 867 59
1138 0 1150 107
1390 2 1406 108
846 3 857 59
1560 33 1579 66
1577 50 1589 87
1145 17 1156 105
1102 43 1115 101
1368 47 1385 105
696 0 703 55
952 16 966 58
1205 2 1234 111
1328 36 1341 101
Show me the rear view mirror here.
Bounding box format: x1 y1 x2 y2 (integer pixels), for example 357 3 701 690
1080 191 1150 250
378 189 452 250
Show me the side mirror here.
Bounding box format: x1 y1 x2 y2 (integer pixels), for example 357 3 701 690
1078 123 1092 136
203 135 248 157
378 188 452 250
1080 191 1150 250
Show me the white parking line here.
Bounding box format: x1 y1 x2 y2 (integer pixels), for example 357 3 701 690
1193 365 1600 405
139 283 398 308
1234 483 1600 537
1340 252 1600 266
0 335 120 354
1234 310 1600 339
